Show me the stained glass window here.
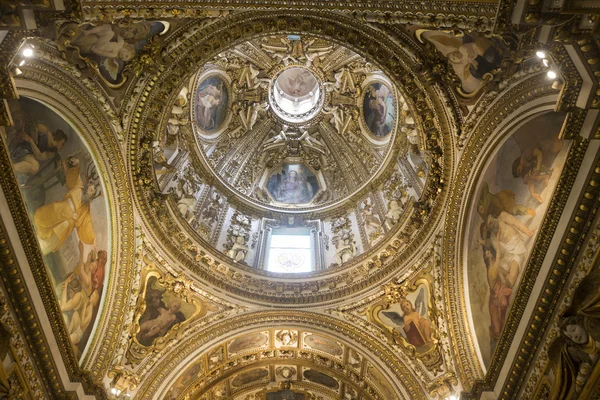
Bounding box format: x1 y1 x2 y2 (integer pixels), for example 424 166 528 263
267 233 312 273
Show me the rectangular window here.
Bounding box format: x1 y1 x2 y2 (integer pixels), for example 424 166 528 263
267 232 313 273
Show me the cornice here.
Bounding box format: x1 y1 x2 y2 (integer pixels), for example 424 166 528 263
79 1 499 25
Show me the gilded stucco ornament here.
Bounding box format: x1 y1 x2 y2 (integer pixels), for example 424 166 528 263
360 270 444 373
127 263 219 362
167 328 395 399
128 11 452 304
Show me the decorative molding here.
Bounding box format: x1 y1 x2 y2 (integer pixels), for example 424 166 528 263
135 311 424 399
128 10 453 305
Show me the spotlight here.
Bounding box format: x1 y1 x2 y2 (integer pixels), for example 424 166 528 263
12 67 22 76
547 70 557 79
18 60 25 67
22 47 34 58
536 50 546 59
448 395 458 400
542 59 549 67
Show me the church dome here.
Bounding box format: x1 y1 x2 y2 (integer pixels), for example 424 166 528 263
153 34 433 274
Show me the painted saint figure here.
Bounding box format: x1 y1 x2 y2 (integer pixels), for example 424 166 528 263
382 288 433 349
196 82 223 130
10 123 68 176
33 156 100 254
277 170 313 203
363 83 394 137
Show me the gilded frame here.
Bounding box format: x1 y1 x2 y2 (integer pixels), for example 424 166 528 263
365 274 438 359
129 261 208 353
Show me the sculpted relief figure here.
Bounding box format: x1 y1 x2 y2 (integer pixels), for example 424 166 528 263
224 213 251 263
263 129 288 148
200 192 223 227
361 199 384 244
333 67 356 94
173 164 202 223
228 234 249 262
547 270 600 399
322 105 352 136
238 102 269 133
166 87 190 146
332 231 357 265
261 37 296 64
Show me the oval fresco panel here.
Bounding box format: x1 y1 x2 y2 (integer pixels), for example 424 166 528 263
303 369 339 390
228 332 269 354
4 97 110 359
304 334 343 356
231 368 269 387
194 75 229 132
362 82 394 137
466 112 568 367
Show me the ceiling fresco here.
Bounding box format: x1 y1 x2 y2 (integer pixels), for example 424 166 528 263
465 112 568 368
0 2 599 400
2 97 110 360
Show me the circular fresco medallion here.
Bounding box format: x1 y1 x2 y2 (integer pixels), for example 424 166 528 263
194 75 229 132
363 81 395 137
270 66 323 123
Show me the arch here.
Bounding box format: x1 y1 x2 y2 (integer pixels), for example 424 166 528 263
9 59 135 381
136 311 425 399
442 70 572 389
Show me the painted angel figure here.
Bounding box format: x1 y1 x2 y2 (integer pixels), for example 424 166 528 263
424 32 504 92
382 288 433 348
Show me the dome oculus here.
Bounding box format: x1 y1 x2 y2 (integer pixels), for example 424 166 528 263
270 67 323 123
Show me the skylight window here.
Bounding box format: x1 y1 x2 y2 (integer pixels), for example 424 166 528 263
267 233 313 273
